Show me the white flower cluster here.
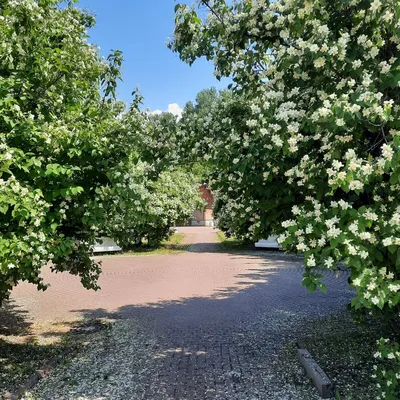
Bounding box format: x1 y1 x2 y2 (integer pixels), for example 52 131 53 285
170 0 399 396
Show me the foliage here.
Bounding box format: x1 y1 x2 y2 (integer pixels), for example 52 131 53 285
180 87 222 182
138 93 216 183
181 87 219 121
0 0 167 303
92 161 203 249
373 338 400 399
134 109 183 177
0 0 205 302
0 0 120 300
171 0 400 396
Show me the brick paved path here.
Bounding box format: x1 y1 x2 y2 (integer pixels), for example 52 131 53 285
12 227 352 399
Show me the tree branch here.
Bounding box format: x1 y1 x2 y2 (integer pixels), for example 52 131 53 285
199 0 225 27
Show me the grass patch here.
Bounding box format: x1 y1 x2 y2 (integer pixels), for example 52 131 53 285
216 231 254 251
115 233 189 257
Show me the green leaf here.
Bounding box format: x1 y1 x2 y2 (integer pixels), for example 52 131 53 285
389 169 400 185
388 245 397 254
375 250 384 262
319 283 327 293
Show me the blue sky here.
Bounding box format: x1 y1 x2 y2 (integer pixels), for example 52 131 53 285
78 0 229 114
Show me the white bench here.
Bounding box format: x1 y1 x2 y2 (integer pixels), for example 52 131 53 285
254 236 280 249
92 237 122 253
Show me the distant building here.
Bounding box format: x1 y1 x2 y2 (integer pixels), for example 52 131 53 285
190 184 214 226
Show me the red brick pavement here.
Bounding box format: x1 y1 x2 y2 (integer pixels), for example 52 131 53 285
11 228 272 322
10 227 352 399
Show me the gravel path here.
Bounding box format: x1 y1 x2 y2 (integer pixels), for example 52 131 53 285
11 228 353 399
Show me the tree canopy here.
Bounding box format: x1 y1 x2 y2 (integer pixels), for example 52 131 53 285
0 0 201 302
170 0 400 396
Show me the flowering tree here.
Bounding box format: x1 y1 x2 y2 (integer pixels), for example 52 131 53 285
0 0 146 301
91 160 203 249
171 0 400 396
0 0 204 302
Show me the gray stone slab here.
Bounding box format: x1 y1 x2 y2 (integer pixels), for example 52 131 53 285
298 348 335 398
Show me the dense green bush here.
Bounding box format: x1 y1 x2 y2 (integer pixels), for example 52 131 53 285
92 161 203 249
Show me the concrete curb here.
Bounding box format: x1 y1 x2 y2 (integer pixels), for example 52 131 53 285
297 347 336 398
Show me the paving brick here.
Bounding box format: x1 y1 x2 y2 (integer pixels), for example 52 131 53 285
10 227 352 399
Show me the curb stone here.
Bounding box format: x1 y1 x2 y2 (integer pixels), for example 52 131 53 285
297 347 335 398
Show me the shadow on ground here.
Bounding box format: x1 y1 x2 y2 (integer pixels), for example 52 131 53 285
42 265 355 399
2 247 384 400
0 300 31 337
0 301 86 395
3 263 387 400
